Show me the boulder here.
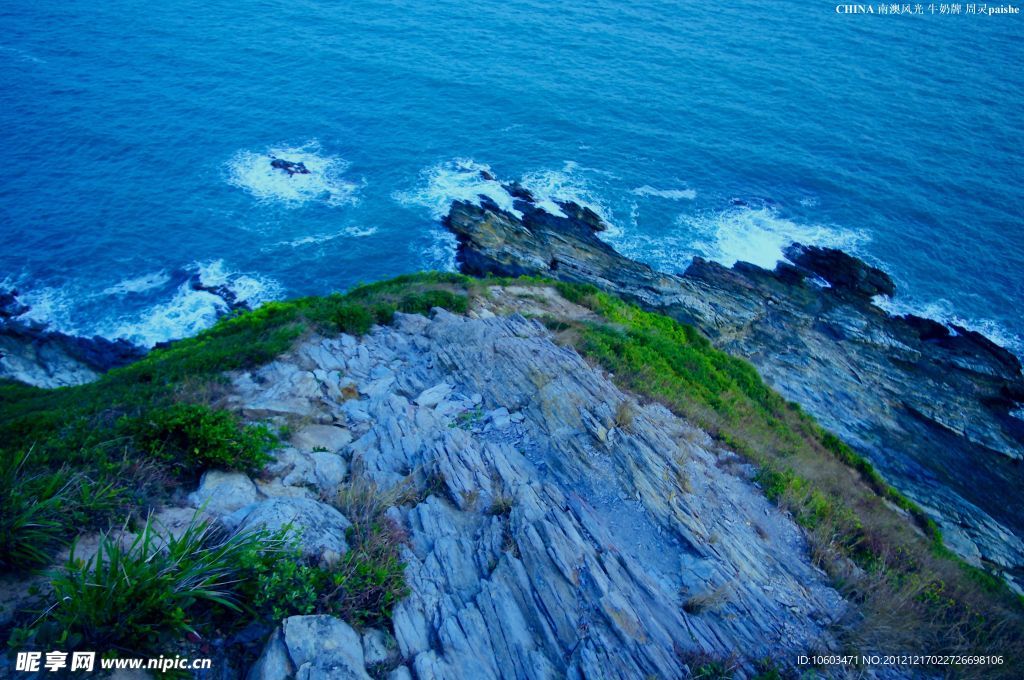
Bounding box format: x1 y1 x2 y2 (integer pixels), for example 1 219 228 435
247 627 294 680
224 498 351 560
284 616 370 680
291 424 353 452
188 470 260 514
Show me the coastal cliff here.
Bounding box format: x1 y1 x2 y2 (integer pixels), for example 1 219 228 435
444 186 1024 592
2 206 1024 677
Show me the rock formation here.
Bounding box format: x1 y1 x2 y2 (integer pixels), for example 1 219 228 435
443 186 1024 591
229 309 848 678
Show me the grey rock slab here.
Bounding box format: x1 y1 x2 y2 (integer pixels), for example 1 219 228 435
291 424 353 452
247 627 294 680
415 381 453 407
229 305 854 677
224 498 351 560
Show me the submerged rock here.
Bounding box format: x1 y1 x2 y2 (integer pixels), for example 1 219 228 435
443 185 1024 591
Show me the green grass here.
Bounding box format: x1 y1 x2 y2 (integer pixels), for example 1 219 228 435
119 403 276 477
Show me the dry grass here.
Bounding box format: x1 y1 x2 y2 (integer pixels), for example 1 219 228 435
614 400 636 431
682 582 734 615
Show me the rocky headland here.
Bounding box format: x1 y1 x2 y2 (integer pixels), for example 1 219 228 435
443 184 1024 593
3 187 1024 678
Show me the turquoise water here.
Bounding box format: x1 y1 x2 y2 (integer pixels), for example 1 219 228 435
2 0 1022 350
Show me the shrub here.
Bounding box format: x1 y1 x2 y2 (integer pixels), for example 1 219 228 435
236 531 328 622
22 515 269 653
325 520 409 627
122 403 275 475
333 304 375 336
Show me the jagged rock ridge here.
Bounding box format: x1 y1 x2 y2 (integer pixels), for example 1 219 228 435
443 184 1024 591
227 309 847 678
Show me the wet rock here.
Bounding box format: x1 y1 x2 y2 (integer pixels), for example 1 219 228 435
0 317 145 388
270 158 311 176
784 242 896 298
0 290 29 319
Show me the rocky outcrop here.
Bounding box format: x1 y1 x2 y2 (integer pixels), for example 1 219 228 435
0 290 145 388
231 310 848 678
443 188 1024 592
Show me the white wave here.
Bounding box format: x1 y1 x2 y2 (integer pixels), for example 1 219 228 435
422 229 459 272
226 140 360 207
99 262 283 346
192 260 283 308
395 159 618 232
103 284 228 347
683 205 868 270
16 286 80 334
873 296 1023 356
393 159 523 219
1011 408 1024 422
102 271 171 296
520 161 618 232
273 226 378 248
630 185 697 201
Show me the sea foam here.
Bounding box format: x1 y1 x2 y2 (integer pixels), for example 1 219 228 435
685 205 867 270
873 296 1024 357
226 141 360 207
630 185 697 201
98 261 283 347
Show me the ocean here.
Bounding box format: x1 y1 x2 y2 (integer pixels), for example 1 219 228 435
2 0 1022 352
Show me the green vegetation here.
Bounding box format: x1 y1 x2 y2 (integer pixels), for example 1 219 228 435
3 270 1021 676
0 272 473 571
121 403 275 476
330 479 412 627
0 450 71 570
547 281 1023 674
17 515 270 654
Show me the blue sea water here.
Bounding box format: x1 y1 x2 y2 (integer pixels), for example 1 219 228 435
2 0 1022 351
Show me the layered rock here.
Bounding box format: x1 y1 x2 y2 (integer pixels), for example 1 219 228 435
443 188 1024 591
231 309 849 678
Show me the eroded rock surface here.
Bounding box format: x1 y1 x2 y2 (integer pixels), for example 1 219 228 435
232 310 847 678
443 189 1024 590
